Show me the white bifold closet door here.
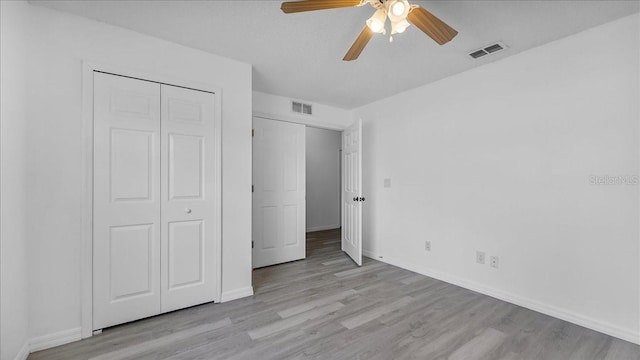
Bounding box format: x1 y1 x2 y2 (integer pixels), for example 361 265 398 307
93 72 217 330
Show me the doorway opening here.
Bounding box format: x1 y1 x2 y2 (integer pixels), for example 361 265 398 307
251 117 362 270
304 126 342 258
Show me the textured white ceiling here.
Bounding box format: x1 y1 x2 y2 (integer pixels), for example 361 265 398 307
32 0 639 108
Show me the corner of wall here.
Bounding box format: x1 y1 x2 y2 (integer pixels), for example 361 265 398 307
13 342 29 360
220 286 254 303
28 328 82 353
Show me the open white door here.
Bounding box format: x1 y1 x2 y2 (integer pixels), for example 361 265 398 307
342 119 363 266
252 117 306 268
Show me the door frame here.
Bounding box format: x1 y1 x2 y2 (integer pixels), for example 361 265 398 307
252 111 346 132
81 61 222 338
251 113 348 265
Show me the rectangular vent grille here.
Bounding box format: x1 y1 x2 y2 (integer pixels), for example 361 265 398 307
484 43 503 53
292 101 312 115
470 49 488 59
469 42 507 59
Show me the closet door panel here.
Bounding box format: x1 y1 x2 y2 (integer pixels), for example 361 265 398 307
93 72 162 330
167 220 204 289
160 84 217 312
169 134 204 200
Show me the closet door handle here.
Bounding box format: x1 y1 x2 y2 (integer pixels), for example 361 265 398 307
353 197 358 202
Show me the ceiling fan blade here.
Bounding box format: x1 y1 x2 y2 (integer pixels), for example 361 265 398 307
406 6 458 45
281 0 362 14
343 26 374 61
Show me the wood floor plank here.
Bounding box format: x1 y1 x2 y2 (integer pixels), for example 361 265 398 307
603 339 640 360
340 296 413 329
248 302 344 340
333 261 385 277
321 258 351 266
277 289 357 318
88 318 231 360
448 328 508 360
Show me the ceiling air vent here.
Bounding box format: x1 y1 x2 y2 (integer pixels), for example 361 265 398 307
468 41 508 59
484 43 504 53
469 49 488 59
292 101 312 115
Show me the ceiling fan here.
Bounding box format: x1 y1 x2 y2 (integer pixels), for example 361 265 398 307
280 0 458 61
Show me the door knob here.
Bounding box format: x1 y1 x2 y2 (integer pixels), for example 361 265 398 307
353 197 358 201
360 197 365 202
185 208 192 214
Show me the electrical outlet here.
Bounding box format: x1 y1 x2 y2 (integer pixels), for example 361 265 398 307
490 256 499 268
425 241 431 251
476 251 485 264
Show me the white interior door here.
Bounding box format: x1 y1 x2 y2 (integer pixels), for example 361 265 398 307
342 119 363 266
252 117 306 268
93 72 162 329
160 84 217 312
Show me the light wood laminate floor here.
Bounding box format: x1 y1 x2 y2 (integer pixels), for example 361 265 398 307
30 229 639 360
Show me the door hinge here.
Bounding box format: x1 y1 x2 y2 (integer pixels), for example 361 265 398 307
252 241 254 249
252 129 254 137
252 185 254 193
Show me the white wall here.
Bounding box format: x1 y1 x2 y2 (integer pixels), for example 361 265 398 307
306 128 341 232
253 91 353 131
4 1 252 348
1 2 31 359
356 13 639 344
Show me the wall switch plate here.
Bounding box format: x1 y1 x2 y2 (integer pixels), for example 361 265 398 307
425 241 431 251
490 256 499 268
476 251 485 264
384 178 391 188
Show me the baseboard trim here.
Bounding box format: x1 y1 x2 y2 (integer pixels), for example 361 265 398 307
220 286 254 302
23 287 255 355
13 341 30 360
362 249 377 260
306 224 340 233
29 327 82 353
363 249 640 345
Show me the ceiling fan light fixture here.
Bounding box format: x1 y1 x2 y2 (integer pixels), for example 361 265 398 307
366 9 387 34
391 19 410 34
279 0 458 61
387 0 410 22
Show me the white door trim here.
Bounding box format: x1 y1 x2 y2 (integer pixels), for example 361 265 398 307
81 61 222 338
252 112 348 132
252 113 346 233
